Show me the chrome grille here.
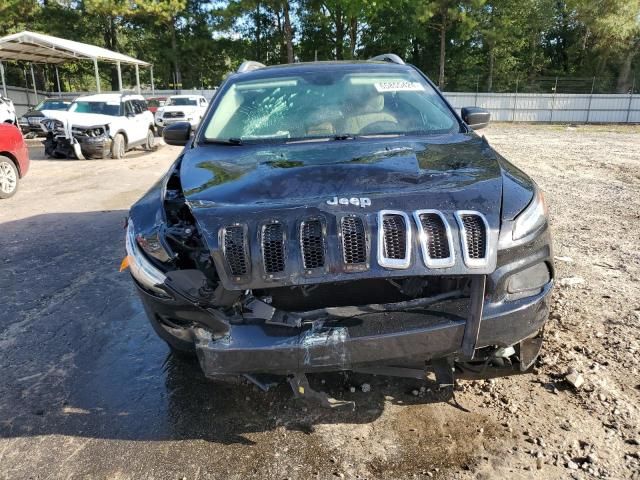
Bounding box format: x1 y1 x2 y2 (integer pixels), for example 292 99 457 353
461 215 486 259
300 220 325 270
419 213 449 259
456 211 489 268
414 210 454 268
222 226 249 276
261 223 285 274
340 216 367 265
378 211 411 269
382 214 407 259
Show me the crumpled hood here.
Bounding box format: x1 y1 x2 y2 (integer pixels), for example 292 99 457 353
179 133 503 210
178 133 507 288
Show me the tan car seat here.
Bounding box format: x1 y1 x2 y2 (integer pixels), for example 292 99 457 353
342 92 398 134
305 106 339 136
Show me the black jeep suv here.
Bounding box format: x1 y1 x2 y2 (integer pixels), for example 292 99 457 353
124 55 553 400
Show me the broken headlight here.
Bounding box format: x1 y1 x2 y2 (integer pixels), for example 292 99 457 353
42 118 64 133
126 219 170 297
512 187 548 241
74 126 107 137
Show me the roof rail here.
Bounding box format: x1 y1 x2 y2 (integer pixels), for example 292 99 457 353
369 54 405 65
237 60 266 73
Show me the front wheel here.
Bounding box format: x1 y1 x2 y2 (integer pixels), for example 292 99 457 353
144 128 155 151
156 126 164 137
111 133 126 159
0 156 19 199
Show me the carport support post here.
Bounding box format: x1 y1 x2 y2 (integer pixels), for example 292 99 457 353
55 65 61 96
150 65 155 95
135 64 141 94
94 58 101 93
0 62 6 97
30 63 39 104
116 61 123 92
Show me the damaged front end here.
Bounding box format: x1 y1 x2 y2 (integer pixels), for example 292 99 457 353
42 118 111 159
125 155 554 404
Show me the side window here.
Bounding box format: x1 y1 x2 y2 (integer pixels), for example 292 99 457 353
137 100 148 112
132 100 143 115
124 101 134 116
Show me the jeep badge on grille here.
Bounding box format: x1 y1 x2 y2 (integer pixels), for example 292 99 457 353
327 197 371 208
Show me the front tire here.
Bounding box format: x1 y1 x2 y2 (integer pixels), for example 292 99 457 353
111 133 126 159
144 128 155 151
0 156 19 199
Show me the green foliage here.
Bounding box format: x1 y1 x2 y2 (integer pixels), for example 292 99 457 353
0 0 638 92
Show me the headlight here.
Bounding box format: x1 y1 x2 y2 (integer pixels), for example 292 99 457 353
512 188 548 240
125 219 169 297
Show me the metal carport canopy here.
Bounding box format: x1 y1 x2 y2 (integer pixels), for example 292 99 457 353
0 31 153 96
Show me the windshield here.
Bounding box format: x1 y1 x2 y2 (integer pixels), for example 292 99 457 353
36 99 69 111
70 100 121 116
204 69 459 143
167 97 198 106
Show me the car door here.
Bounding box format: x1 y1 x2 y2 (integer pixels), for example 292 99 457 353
134 100 153 137
124 100 146 144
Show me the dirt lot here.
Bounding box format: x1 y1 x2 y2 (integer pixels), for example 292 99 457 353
1 124 639 480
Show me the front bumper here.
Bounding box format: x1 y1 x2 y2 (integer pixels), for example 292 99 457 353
43 134 111 159
136 280 551 376
76 135 112 159
130 219 554 377
156 117 187 127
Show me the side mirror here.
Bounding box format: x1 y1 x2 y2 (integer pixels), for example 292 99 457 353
461 107 490 130
163 122 192 146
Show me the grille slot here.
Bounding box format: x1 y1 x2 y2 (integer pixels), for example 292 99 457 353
300 220 325 270
261 223 286 274
419 214 449 259
377 211 411 269
456 211 489 268
340 216 367 265
222 226 249 276
382 214 407 259
413 210 454 268
461 215 486 259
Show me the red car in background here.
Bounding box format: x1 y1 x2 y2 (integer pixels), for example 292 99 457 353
0 123 30 199
145 96 167 114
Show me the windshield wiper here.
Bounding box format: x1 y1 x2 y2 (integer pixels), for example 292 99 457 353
333 134 357 141
204 137 243 145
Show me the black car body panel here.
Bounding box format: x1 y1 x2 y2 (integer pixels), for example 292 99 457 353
182 135 503 290
126 59 554 390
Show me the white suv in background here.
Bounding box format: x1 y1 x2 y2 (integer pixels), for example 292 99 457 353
42 93 156 159
0 97 17 124
154 94 208 134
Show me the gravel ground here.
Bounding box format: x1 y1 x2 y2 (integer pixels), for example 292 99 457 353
0 124 639 479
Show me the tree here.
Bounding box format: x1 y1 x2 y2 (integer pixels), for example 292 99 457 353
418 0 483 89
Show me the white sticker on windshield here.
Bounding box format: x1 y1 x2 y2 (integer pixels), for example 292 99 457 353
374 81 425 92
106 101 120 105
